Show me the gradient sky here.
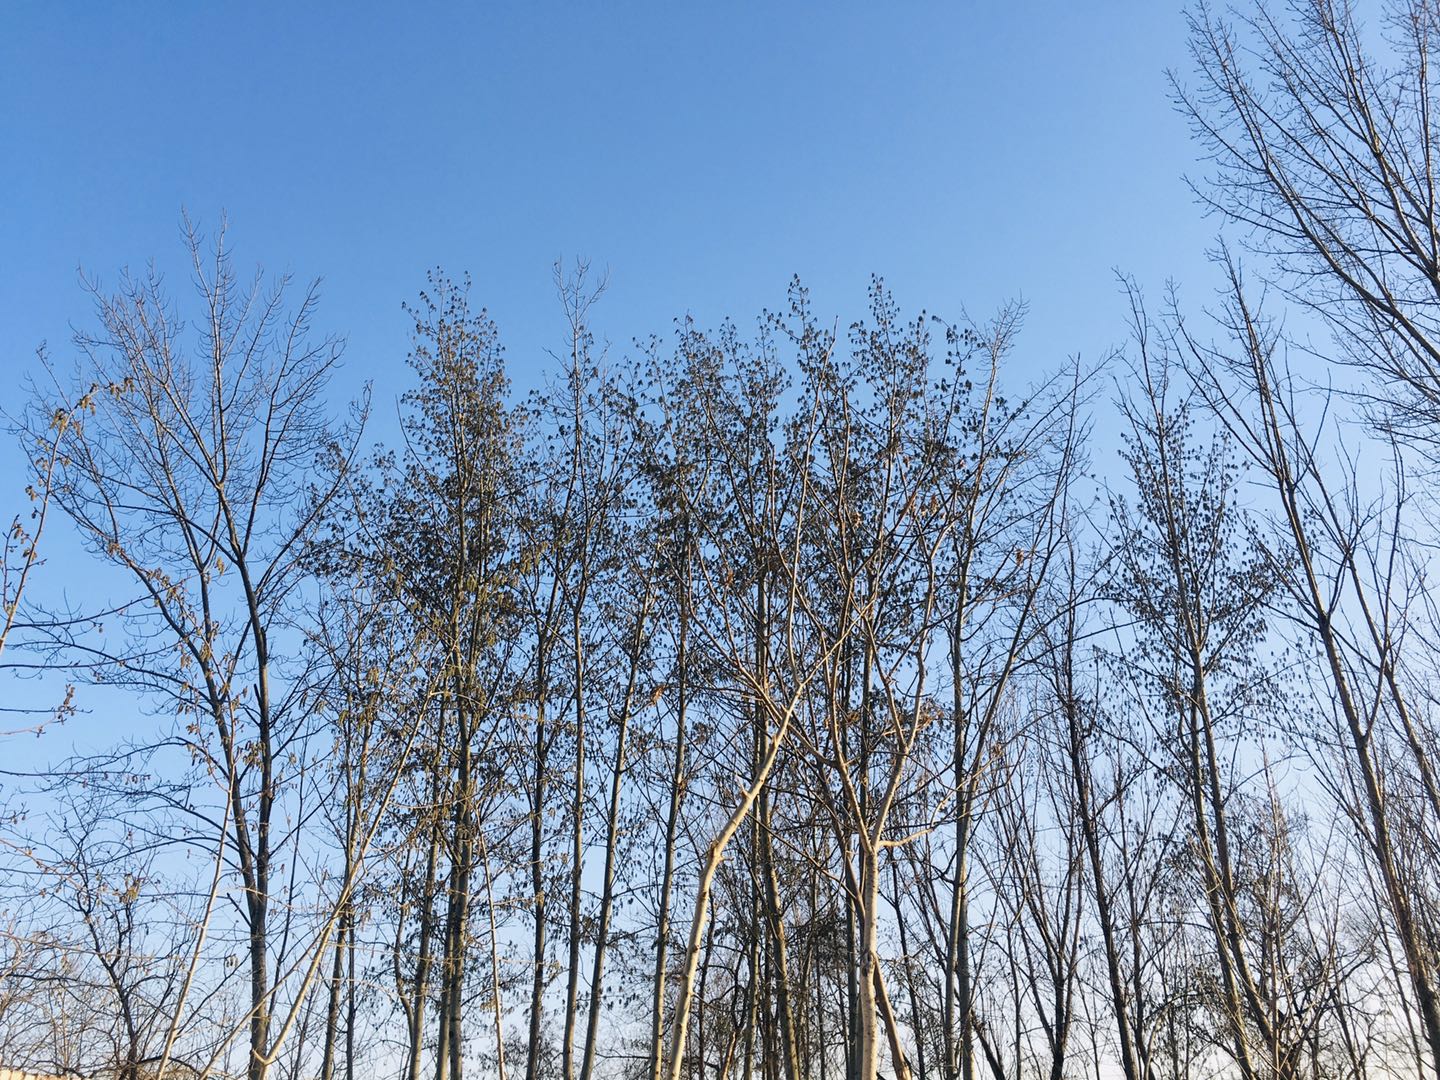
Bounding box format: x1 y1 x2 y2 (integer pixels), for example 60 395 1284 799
2 4 1220 396
2 3 1225 744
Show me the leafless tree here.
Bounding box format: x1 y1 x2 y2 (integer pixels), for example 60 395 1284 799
19 220 361 1080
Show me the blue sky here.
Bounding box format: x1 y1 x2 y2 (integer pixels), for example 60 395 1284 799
2 3 1220 746
3 4 1215 401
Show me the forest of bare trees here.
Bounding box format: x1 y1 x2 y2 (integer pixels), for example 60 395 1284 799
5 3 1440 1080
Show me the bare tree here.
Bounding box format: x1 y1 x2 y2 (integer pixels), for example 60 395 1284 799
1179 260 1440 1079
21 220 359 1080
1181 0 1440 453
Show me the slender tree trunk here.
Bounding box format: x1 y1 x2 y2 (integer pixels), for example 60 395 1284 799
562 605 587 1080
580 595 650 1080
438 700 475 1080
892 859 928 1080
948 824 973 1080
855 846 881 1080
1063 677 1145 1080
526 655 551 1080
759 808 800 1080
741 919 760 1080
346 901 357 1080
873 961 913 1080
753 571 801 1080
663 700 793 1080
697 892 717 1080
481 836 508 1080
648 615 689 1080
321 904 349 1080
407 784 443 1080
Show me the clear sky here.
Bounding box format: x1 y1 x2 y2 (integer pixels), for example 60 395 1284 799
2 4 1218 400
1 3 1221 744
